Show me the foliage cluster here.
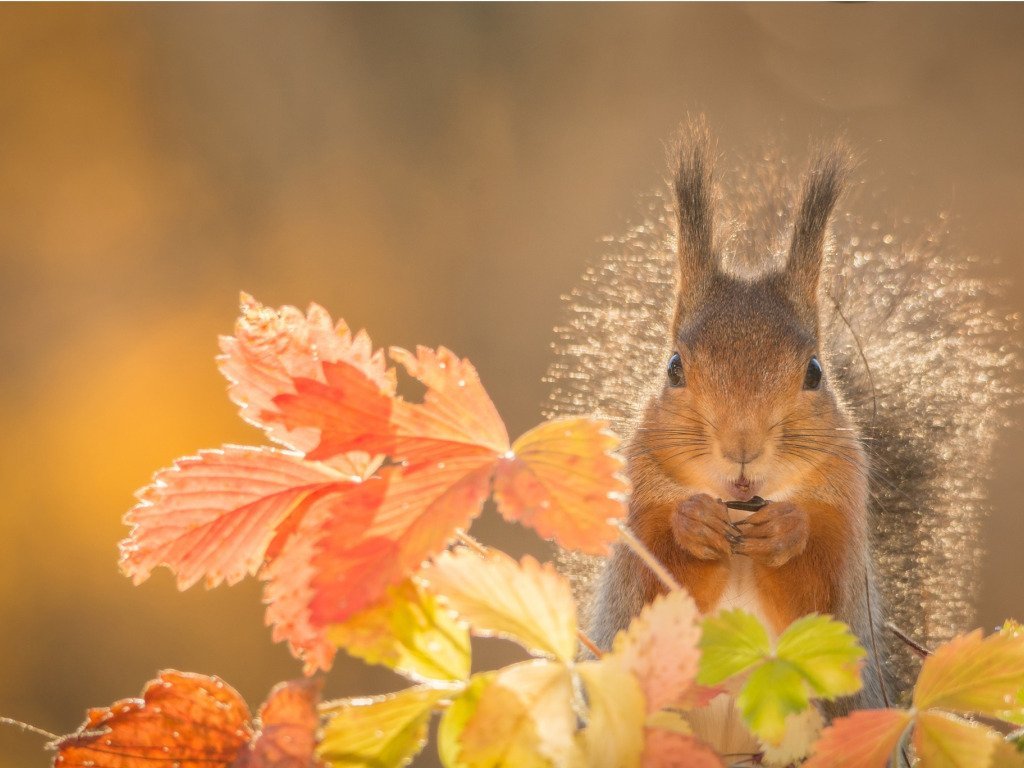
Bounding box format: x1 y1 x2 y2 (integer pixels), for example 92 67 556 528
17 297 1024 767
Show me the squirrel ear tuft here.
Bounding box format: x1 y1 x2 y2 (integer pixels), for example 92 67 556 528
785 142 851 307
671 117 718 327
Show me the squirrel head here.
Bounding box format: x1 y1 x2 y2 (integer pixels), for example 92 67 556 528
638 126 858 503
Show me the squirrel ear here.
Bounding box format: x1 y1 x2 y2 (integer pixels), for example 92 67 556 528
672 119 718 328
785 144 850 309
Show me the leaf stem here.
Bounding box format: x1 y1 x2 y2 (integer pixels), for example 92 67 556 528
885 622 931 658
0 717 58 741
452 529 604 658
613 519 682 592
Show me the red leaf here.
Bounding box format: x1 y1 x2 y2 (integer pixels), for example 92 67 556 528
803 708 913 768
218 294 393 477
52 671 253 768
232 679 324 768
120 447 350 589
309 461 494 624
494 417 626 555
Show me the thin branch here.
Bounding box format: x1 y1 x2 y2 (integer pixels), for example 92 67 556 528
885 622 931 658
0 717 58 742
613 519 682 592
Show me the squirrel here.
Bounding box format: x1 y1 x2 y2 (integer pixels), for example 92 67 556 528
545 120 1019 757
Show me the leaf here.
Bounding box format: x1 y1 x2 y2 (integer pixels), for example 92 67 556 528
913 710 1000 768
736 660 810 746
120 446 350 590
759 707 824 767
578 659 646 768
51 670 253 767
610 590 703 713
493 418 627 555
218 294 393 477
421 547 578 663
438 673 495 768
234 678 323 768
327 578 471 683
459 660 581 768
914 628 1024 719
641 729 724 768
803 708 913 768
309 463 494 624
697 609 772 685
775 614 865 699
318 686 451 768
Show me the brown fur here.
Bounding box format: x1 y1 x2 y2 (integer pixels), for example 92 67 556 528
588 129 891 731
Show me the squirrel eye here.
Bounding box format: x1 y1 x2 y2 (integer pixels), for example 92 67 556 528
667 352 685 388
803 356 823 390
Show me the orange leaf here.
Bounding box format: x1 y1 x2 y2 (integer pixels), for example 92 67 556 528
493 418 627 555
218 294 393 477
913 627 1024 716
233 679 324 768
610 590 703 713
803 708 913 768
51 671 253 768
309 462 494 624
120 446 351 589
642 729 725 768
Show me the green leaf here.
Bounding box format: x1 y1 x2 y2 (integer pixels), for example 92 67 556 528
438 672 495 768
328 578 471 682
913 710 1000 768
318 685 453 767
697 609 771 685
578 659 646 768
737 659 810 746
775 614 865 699
458 660 581 767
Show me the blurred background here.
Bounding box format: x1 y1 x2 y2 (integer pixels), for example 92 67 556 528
1 5 1022 766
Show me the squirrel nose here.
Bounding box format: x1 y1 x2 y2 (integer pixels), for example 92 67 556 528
723 447 762 466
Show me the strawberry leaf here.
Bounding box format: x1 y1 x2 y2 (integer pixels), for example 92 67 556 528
803 708 913 768
318 686 451 768
438 673 495 768
775 614 865 700
493 417 627 555
641 729 725 768
421 547 578 663
120 446 350 590
327 578 471 683
51 671 253 768
913 710 1000 768
697 609 772 685
736 659 809 746
234 678 323 768
578 659 646 768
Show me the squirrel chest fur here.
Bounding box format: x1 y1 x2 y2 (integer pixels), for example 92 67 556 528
587 127 890 751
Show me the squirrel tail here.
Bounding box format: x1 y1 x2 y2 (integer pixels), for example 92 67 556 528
545 133 1020 695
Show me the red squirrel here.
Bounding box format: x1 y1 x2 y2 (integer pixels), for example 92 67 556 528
587 125 889 752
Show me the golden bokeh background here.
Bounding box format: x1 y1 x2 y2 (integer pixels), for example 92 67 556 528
1 5 1022 766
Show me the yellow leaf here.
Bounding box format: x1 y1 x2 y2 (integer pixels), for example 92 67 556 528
438 672 495 768
319 685 452 768
459 660 582 768
421 547 578 663
328 578 471 682
914 628 1024 717
913 710 1000 768
579 659 646 768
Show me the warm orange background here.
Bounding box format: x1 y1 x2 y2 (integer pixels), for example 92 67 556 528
1 5 1022 767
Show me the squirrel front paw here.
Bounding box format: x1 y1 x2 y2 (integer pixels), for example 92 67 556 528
671 494 737 561
733 501 809 567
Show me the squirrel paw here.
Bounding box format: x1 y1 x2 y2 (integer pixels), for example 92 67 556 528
671 494 737 561
733 501 809 568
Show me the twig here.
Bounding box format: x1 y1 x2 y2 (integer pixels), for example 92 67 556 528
613 519 682 592
0 717 58 741
453 530 604 658
885 622 931 658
